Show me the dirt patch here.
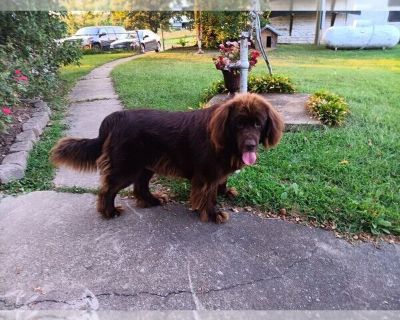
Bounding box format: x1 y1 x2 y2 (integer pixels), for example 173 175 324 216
0 104 35 163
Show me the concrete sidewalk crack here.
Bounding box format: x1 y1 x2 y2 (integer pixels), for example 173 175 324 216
199 275 284 295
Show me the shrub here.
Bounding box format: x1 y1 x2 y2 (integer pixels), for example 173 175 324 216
306 90 349 126
200 74 296 105
177 37 189 47
248 74 295 94
0 11 82 132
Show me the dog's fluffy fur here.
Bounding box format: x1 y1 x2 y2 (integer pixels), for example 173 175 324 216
51 93 284 223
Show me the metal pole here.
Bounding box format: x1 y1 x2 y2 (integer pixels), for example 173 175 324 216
314 0 322 45
240 31 249 93
321 0 327 34
160 24 165 51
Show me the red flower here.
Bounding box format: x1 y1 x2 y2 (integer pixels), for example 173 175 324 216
16 75 29 83
15 70 22 75
2 107 12 115
250 50 260 59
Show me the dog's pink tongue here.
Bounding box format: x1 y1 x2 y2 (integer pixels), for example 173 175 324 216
242 152 257 165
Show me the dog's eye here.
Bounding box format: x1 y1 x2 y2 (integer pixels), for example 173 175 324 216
254 123 261 129
237 122 244 129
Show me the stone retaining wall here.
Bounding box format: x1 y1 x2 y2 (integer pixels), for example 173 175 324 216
0 101 51 184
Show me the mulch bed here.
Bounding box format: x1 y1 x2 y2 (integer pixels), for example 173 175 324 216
0 104 35 163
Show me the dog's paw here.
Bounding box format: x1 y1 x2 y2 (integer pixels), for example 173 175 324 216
153 191 169 204
200 210 229 224
225 187 239 200
101 206 123 219
115 205 124 214
215 211 230 224
136 197 162 208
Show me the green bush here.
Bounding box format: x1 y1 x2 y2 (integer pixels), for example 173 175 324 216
200 73 296 105
248 74 295 94
306 90 350 126
177 37 189 47
0 11 82 132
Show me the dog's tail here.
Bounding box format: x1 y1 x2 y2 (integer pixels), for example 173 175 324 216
51 137 103 172
51 111 121 172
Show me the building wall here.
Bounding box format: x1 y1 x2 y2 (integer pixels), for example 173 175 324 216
270 0 400 44
271 13 347 44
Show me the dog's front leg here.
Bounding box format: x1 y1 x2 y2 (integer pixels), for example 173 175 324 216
190 178 229 224
218 179 239 200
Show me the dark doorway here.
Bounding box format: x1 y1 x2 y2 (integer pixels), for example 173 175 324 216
266 36 272 48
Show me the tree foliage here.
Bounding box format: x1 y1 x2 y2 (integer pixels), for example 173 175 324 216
125 11 177 33
200 12 251 49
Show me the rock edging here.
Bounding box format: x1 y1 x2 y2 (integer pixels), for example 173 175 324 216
0 101 51 184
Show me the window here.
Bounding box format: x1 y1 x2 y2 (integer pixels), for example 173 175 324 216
113 26 126 36
105 27 115 35
388 11 400 22
75 27 99 36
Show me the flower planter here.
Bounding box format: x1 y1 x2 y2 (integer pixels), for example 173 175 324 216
222 70 240 94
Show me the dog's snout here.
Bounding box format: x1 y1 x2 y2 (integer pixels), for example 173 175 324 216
244 139 257 151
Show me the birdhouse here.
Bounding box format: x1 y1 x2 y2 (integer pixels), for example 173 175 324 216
260 24 280 50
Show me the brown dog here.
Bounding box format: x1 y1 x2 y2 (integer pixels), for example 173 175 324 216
51 93 284 223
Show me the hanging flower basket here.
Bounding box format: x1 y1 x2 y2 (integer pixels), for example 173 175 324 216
213 41 260 94
222 69 240 94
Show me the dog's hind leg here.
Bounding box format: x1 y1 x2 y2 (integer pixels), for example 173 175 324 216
133 169 163 208
97 173 133 219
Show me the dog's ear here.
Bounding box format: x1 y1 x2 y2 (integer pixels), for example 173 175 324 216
209 101 234 151
260 99 284 148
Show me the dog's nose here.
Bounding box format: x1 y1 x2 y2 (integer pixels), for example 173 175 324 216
244 139 257 151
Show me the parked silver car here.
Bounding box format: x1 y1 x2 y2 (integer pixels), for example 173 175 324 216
60 26 127 50
110 29 161 52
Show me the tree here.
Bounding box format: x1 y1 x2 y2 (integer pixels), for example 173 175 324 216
64 11 112 34
125 11 177 33
200 12 251 49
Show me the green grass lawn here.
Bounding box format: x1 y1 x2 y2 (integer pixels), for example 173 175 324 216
1 52 134 194
112 45 400 236
158 29 197 49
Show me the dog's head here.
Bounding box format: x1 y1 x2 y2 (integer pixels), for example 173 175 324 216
209 93 284 166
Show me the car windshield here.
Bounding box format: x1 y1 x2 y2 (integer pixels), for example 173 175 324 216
119 32 137 40
128 33 138 39
75 27 99 36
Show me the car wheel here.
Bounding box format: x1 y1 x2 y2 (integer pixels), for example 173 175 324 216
155 41 161 52
140 43 145 53
91 43 102 52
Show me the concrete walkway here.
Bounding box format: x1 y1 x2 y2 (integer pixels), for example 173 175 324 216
0 56 399 311
53 56 138 189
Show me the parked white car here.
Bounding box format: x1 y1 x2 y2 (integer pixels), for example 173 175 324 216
110 29 161 52
135 30 161 52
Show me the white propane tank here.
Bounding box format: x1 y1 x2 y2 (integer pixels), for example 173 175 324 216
322 20 400 49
